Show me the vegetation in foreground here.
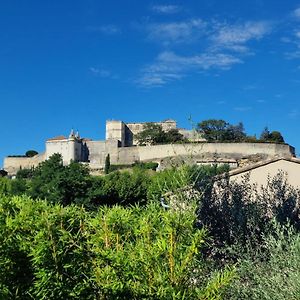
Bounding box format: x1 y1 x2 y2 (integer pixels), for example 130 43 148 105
0 195 235 300
1 154 300 299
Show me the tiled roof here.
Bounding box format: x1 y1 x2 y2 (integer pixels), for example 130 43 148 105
47 135 67 141
228 156 300 177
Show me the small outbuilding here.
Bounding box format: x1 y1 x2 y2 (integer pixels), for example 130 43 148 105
228 157 300 189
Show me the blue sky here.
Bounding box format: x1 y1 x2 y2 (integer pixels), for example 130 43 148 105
1 0 300 167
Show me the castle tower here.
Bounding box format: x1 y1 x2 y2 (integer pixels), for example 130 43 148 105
68 129 76 162
106 120 126 147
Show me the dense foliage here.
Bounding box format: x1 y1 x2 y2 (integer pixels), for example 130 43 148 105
259 127 285 143
25 150 38 157
88 169 150 206
7 154 224 208
136 123 187 145
197 120 246 142
196 119 285 143
1 153 300 299
198 172 300 256
226 223 300 300
0 195 234 300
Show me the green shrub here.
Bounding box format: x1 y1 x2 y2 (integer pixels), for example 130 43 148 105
226 223 300 300
89 169 151 206
16 168 34 179
0 195 47 299
108 164 131 172
11 178 28 196
147 164 229 202
89 203 235 299
29 154 91 206
198 171 300 258
0 194 235 299
29 204 94 299
132 161 159 171
0 177 11 195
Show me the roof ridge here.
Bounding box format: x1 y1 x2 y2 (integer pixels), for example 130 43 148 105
228 156 300 177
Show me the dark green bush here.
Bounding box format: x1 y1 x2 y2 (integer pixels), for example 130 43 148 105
28 154 91 205
198 171 300 259
11 178 28 196
226 223 300 300
25 150 38 157
0 170 8 177
108 164 131 172
16 168 34 179
132 161 159 171
89 169 151 206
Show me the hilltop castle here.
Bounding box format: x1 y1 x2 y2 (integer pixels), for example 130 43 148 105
3 119 296 175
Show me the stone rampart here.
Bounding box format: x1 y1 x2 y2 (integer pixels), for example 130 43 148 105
4 153 46 175
3 142 296 174
109 143 295 165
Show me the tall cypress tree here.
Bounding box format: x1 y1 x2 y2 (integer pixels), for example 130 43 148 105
104 154 110 174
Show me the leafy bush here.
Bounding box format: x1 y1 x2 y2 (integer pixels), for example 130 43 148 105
132 161 159 171
88 169 151 206
226 223 300 300
16 168 34 179
4 154 155 208
0 169 8 177
109 161 158 172
108 164 132 172
29 154 91 205
0 194 234 299
147 164 229 202
198 172 300 258
0 177 11 195
11 178 28 196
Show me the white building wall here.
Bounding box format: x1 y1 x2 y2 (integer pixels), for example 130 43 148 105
230 160 300 189
46 139 82 165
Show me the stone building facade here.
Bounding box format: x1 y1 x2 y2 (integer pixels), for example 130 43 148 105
3 119 296 175
105 119 203 146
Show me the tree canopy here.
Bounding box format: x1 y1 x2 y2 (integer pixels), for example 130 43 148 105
136 123 186 145
197 119 246 142
260 127 285 143
25 150 38 157
29 153 91 205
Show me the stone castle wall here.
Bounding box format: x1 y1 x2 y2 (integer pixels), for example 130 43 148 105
85 140 119 169
106 119 179 147
107 143 295 166
4 142 295 175
4 153 46 175
3 118 296 175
